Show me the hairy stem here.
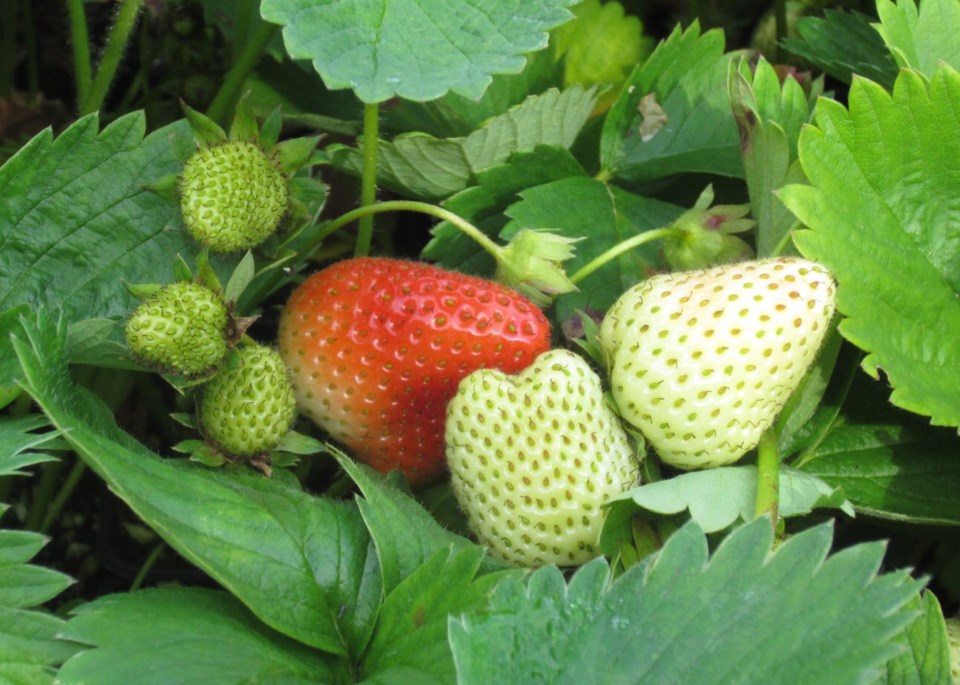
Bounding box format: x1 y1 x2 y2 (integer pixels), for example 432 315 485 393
569 227 684 285
80 0 143 115
754 426 780 525
66 0 93 106
205 21 279 124
355 102 381 257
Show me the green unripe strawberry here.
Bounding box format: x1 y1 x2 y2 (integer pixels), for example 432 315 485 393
946 618 960 682
601 257 836 470
125 282 229 376
180 141 288 252
446 349 639 568
199 344 296 457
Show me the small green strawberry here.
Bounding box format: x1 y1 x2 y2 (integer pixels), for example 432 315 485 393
199 344 297 457
946 618 960 682
125 281 229 376
180 140 288 253
601 257 836 470
446 349 640 567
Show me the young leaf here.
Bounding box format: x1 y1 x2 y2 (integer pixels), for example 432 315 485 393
56 588 344 685
451 518 922 685
780 9 898 88
0 414 61 477
260 0 577 103
0 114 209 322
601 22 742 181
362 546 517 683
883 591 953 685
780 66 960 429
604 465 852 536
874 0 960 78
798 422 960 525
12 311 381 658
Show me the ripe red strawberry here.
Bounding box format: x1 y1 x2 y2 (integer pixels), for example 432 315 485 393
278 257 552 485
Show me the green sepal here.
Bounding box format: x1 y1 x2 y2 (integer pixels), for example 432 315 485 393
259 107 283 149
224 252 257 304
569 309 607 370
194 250 222 292
190 443 229 467
172 439 206 454
275 431 329 456
229 92 260 143
122 281 163 301
662 185 756 271
163 368 219 394
493 229 581 306
145 173 180 202
169 412 198 429
173 254 195 282
275 136 322 175
182 101 227 147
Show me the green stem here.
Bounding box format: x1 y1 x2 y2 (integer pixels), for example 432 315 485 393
774 0 788 63
130 541 165 592
80 0 143 115
754 426 780 525
321 200 502 261
25 458 65 531
569 227 684 285
355 102 381 257
769 224 797 258
40 458 87 534
66 0 93 106
0 0 17 96
205 21 279 124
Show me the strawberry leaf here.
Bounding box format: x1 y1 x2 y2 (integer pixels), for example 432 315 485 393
450 518 922 684
0 414 61 477
499 176 684 321
260 0 577 103
798 422 960 525
56 588 343 684
780 9 898 88
0 113 215 323
12 311 381 657
875 0 960 77
601 22 742 181
603 465 852 536
884 591 953 684
780 66 960 430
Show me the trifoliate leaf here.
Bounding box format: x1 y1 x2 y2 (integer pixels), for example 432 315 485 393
56 588 342 685
874 0 960 78
780 9 898 88
798 422 960 525
780 66 960 430
883 591 953 685
601 22 742 181
260 0 577 103
12 311 381 658
604 465 852 536
450 518 923 685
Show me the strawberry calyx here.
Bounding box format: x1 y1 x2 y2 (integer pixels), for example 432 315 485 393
662 185 756 271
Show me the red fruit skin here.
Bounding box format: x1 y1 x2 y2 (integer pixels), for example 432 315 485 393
278 257 551 486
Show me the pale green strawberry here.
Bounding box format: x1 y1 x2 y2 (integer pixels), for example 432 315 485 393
199 344 296 456
446 349 640 568
180 141 288 252
125 282 229 376
946 618 960 682
601 257 836 470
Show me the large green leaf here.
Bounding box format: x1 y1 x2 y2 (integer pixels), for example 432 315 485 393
56 588 344 685
798 422 960 525
780 66 960 429
0 114 198 323
600 22 742 181
12 312 380 658
883 591 953 685
875 0 960 78
260 0 577 103
499 176 684 321
780 9 898 88
450 518 923 684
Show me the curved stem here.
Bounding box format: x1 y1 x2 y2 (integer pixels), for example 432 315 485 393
354 102 381 257
80 0 143 115
754 426 780 526
66 0 92 105
321 200 502 261
40 457 87 534
205 21 279 124
130 540 165 592
569 227 683 285
770 224 797 258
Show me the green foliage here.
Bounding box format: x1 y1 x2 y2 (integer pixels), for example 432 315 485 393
883 591 953 685
450 518 922 684
260 0 578 103
874 0 960 77
781 65 960 430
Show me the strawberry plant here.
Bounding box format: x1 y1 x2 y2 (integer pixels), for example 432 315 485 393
1 0 959 683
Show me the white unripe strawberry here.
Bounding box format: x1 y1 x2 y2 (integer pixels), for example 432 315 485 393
601 257 836 470
446 349 640 568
